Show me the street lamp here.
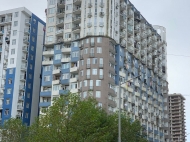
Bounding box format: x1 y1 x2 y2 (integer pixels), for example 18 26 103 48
118 74 141 142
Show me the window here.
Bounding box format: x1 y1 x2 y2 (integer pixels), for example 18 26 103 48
8 79 12 84
97 37 102 43
11 49 15 55
48 7 55 14
26 103 30 108
71 83 77 89
62 63 70 69
83 80 87 87
48 26 54 32
49 0 55 5
87 69 90 75
99 58 103 64
99 69 103 75
66 4 72 10
6 99 10 105
12 39 16 45
47 36 54 42
30 64 33 69
29 74 32 79
53 85 60 91
5 109 9 115
30 55 34 60
32 36 35 42
84 48 88 54
48 17 54 23
15 12 19 17
33 28 36 33
31 46 34 51
65 23 71 29
72 51 79 58
92 69 97 75
27 93 30 98
65 33 71 38
90 80 93 87
81 60 84 66
13 30 17 36
62 73 69 79
7 88 11 94
98 102 102 107
83 92 87 98
55 54 61 60
28 83 31 89
44 75 50 81
96 80 101 86
90 48 94 53
97 47 102 53
55 45 61 50
66 13 72 19
86 38 89 43
93 58 98 64
10 58 14 64
80 70 83 76
9 69 13 74
44 66 51 71
14 21 18 26
25 113 29 118
96 91 101 98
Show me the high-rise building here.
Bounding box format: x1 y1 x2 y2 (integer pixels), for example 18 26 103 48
41 0 168 141
0 7 45 125
169 93 186 142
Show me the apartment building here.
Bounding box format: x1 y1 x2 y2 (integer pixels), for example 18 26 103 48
169 93 186 142
0 8 45 125
41 0 169 141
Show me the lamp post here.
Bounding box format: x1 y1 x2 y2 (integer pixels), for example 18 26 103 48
118 74 141 142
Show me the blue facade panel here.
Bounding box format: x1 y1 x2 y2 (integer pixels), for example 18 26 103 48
59 90 69 95
39 102 51 107
40 91 51 97
2 68 16 123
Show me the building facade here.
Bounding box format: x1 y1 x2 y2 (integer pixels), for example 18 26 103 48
169 93 186 142
0 7 45 125
41 0 169 141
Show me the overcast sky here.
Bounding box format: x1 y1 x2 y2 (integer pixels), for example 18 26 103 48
0 0 190 140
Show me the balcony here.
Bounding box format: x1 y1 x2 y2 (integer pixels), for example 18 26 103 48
22 46 28 52
87 22 92 28
127 46 134 54
0 30 3 35
99 22 104 27
61 47 71 53
57 9 65 18
72 26 80 32
70 75 78 82
55 29 64 36
40 91 51 97
53 68 61 74
25 19 31 25
99 12 105 17
72 16 81 23
18 95 24 100
20 64 27 71
24 28 30 35
0 94 4 99
56 19 64 26
23 36 29 44
70 66 78 72
57 0 65 8
43 49 54 56
99 2 104 8
42 59 53 65
39 102 51 107
61 57 71 63
59 90 69 95
52 79 60 84
20 75 26 81
73 7 81 14
17 105 24 110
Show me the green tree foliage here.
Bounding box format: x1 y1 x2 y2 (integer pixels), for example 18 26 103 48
1 92 148 142
0 118 28 142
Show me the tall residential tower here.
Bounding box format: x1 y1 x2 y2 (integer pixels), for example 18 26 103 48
169 93 186 142
41 0 168 141
0 7 45 125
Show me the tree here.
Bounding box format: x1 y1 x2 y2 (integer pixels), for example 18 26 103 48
0 92 148 142
0 118 28 142
27 92 147 142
